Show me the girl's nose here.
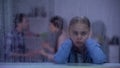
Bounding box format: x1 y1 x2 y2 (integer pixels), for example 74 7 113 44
77 34 82 40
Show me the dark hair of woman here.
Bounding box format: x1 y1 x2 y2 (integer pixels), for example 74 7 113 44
50 16 64 52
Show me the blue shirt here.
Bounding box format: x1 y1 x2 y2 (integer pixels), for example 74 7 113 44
54 38 106 64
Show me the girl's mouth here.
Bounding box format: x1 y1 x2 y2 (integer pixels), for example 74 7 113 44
76 41 82 45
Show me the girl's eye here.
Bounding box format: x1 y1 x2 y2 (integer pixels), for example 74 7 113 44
73 31 78 36
81 32 87 36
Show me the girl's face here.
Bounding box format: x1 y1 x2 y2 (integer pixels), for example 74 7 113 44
69 23 90 48
49 23 57 33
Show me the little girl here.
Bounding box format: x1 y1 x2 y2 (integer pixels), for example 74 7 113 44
38 16 106 64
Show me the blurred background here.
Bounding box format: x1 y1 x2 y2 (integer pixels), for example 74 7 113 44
0 0 120 63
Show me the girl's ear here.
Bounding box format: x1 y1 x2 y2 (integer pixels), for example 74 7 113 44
88 30 92 38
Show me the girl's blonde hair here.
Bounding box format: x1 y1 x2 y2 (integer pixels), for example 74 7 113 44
69 16 91 30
